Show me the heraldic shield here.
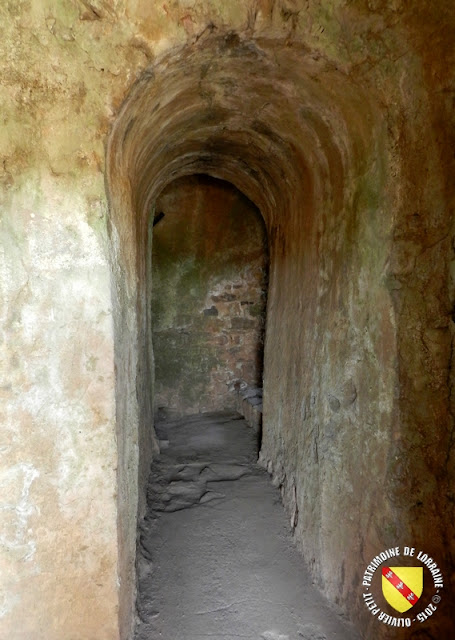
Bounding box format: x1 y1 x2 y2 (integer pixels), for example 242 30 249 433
382 567 424 613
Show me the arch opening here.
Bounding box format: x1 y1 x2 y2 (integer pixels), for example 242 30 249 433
151 173 268 423
106 33 384 639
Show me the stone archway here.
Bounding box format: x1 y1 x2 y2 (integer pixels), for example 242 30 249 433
105 33 389 637
151 174 268 419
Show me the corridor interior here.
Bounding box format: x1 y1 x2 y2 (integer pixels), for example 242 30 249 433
104 33 453 639
133 171 358 637
4 6 451 638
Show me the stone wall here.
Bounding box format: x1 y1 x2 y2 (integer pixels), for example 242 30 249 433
0 176 119 638
1 1 454 638
152 175 268 415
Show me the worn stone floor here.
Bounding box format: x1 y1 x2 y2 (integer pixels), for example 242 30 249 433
135 412 360 640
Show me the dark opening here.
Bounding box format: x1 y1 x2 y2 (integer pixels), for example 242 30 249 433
150 174 268 449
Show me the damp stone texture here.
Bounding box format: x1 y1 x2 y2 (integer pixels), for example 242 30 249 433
1 1 454 639
152 175 267 416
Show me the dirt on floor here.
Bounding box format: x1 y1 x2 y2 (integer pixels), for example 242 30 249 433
135 412 360 640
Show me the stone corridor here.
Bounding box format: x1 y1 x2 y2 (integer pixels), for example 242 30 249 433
2 2 454 638
135 412 359 640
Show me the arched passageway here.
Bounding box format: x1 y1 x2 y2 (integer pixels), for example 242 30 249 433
105 31 452 640
106 33 383 636
2 2 454 639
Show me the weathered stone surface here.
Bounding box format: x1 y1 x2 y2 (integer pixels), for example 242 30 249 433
0 179 119 638
1 0 454 638
151 175 268 415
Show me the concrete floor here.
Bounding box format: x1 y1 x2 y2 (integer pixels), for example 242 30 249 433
135 412 360 640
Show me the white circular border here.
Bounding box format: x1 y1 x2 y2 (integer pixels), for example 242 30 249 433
362 546 444 628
